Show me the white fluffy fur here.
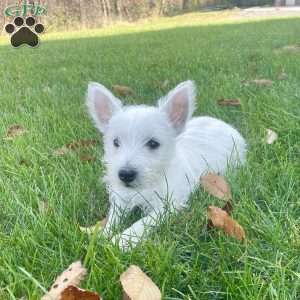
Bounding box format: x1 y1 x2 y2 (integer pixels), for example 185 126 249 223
86 81 247 250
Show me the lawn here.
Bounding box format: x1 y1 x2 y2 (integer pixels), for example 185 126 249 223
0 12 300 300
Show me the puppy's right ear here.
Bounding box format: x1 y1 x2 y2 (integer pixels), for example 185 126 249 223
86 82 122 133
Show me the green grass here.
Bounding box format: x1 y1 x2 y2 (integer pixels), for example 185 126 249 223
0 12 300 300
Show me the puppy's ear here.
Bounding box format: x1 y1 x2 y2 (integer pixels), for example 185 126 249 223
86 82 122 133
158 80 196 134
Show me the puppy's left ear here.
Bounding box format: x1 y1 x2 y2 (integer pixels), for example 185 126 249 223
158 80 196 134
86 82 122 133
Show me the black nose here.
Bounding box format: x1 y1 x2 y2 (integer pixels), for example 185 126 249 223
118 169 137 184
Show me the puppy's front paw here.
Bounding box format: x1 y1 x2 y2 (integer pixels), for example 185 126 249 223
111 232 139 251
111 235 128 251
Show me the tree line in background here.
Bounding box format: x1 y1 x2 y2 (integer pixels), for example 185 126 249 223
1 0 275 32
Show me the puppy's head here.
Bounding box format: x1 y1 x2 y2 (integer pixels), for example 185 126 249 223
86 81 196 190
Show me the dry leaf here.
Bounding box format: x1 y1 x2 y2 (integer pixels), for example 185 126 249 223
53 146 70 156
4 124 27 140
276 44 300 54
161 79 169 88
79 155 97 162
207 200 233 229
66 140 97 151
159 79 170 90
251 79 273 87
217 99 241 106
38 200 49 215
60 286 101 300
278 71 288 81
120 265 161 300
79 218 107 235
53 139 97 157
154 80 170 91
201 173 232 200
112 85 134 97
207 206 245 241
19 158 31 167
42 261 87 300
265 129 278 144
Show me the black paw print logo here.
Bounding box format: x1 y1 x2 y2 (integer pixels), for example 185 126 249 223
5 16 45 48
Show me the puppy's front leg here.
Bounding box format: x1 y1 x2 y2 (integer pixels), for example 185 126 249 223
103 199 127 236
112 210 161 251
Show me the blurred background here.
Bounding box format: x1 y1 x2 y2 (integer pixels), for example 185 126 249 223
1 0 296 32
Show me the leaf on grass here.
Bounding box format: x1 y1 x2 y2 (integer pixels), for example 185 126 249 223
154 79 170 91
265 129 278 144
161 79 170 89
251 79 273 87
242 79 273 87
66 140 97 151
278 71 288 81
41 261 87 300
207 200 233 229
112 84 134 97
53 146 70 156
4 124 27 140
120 265 162 300
60 286 101 300
38 200 49 215
53 139 97 157
275 44 300 54
159 79 170 90
19 158 31 167
79 155 97 162
207 206 245 241
201 173 232 200
217 99 241 106
80 218 107 235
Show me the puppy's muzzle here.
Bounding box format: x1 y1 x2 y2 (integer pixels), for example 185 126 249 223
118 168 137 185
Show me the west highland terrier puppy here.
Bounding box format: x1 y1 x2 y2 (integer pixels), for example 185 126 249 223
86 80 246 250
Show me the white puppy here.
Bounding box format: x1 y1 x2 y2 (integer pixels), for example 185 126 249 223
86 81 246 250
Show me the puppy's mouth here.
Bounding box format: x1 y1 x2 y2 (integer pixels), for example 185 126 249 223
124 182 135 188
122 180 140 189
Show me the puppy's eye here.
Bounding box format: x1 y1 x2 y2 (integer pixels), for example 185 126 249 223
113 138 120 148
146 139 160 150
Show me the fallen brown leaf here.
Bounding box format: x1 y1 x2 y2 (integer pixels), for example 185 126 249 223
275 44 300 54
79 218 107 235
112 84 134 97
207 206 245 241
120 265 161 300
60 286 101 300
53 146 70 156
42 261 87 300
207 200 233 229
38 200 49 215
251 79 273 87
265 129 278 145
66 140 97 151
4 124 27 140
278 71 288 81
79 155 97 162
53 139 97 157
19 158 31 167
159 79 170 90
217 99 241 106
201 173 232 200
